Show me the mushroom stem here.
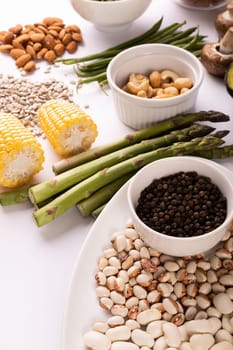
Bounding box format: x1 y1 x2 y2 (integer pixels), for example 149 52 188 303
220 27 233 54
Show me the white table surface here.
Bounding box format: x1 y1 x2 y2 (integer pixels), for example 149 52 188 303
0 1 233 349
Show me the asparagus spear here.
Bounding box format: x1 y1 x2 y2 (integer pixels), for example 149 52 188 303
91 204 106 219
30 123 216 206
52 110 229 174
32 136 224 227
77 172 135 217
194 145 233 159
0 187 30 205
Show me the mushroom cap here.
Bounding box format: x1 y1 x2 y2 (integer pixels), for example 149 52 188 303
215 11 233 37
201 42 233 77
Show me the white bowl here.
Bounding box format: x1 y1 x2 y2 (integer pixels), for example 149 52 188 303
71 0 152 32
107 44 204 129
127 156 233 257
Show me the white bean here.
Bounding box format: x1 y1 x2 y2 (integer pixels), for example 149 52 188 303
146 320 164 339
136 309 161 325
189 333 215 350
213 293 233 314
131 329 154 347
209 341 233 350
215 329 233 343
92 321 109 333
111 342 139 350
153 336 167 350
106 325 131 342
125 319 140 330
180 342 193 350
83 331 111 350
107 316 124 328
162 322 181 347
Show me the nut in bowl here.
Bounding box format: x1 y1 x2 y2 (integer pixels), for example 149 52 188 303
71 0 152 32
107 43 204 129
127 156 233 257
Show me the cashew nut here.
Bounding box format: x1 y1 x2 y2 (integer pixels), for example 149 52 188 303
125 73 149 95
174 77 193 90
160 70 179 83
149 71 161 88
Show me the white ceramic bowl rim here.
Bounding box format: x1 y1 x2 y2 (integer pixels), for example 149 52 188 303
127 156 233 241
107 43 204 105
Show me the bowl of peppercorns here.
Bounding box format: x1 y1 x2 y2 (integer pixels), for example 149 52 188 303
127 156 233 257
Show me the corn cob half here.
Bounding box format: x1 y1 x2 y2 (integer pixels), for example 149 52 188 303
38 99 98 157
0 113 44 188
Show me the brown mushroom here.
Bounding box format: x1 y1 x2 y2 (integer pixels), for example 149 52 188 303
215 1 233 38
200 27 233 77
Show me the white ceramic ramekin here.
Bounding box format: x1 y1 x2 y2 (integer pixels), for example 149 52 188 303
127 156 233 257
107 44 204 129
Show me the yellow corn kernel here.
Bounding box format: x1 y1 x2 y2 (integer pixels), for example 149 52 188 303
38 99 98 157
0 113 44 188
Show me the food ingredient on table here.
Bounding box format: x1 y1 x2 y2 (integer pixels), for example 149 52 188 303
225 62 233 97
0 74 74 137
201 27 233 77
0 113 44 188
52 110 228 174
30 123 217 206
0 17 82 72
136 171 227 237
0 186 31 205
122 70 193 99
77 173 135 217
84 220 233 349
215 1 233 37
31 135 225 227
38 99 98 157
178 0 227 8
57 18 206 88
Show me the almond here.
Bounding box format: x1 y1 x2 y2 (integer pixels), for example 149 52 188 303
42 17 63 26
72 32 82 42
33 42 42 51
36 47 48 59
23 60 36 72
54 43 65 57
62 32 72 45
26 45 36 58
43 34 56 49
30 32 45 43
44 49 56 63
10 48 26 59
66 40 78 54
70 24 81 33
0 44 13 53
3 31 14 44
13 34 30 44
9 24 23 35
15 53 31 67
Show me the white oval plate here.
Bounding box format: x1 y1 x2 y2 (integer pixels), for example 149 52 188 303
61 161 233 350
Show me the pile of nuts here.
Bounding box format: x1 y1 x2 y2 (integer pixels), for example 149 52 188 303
0 17 82 72
83 220 233 349
122 70 193 99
